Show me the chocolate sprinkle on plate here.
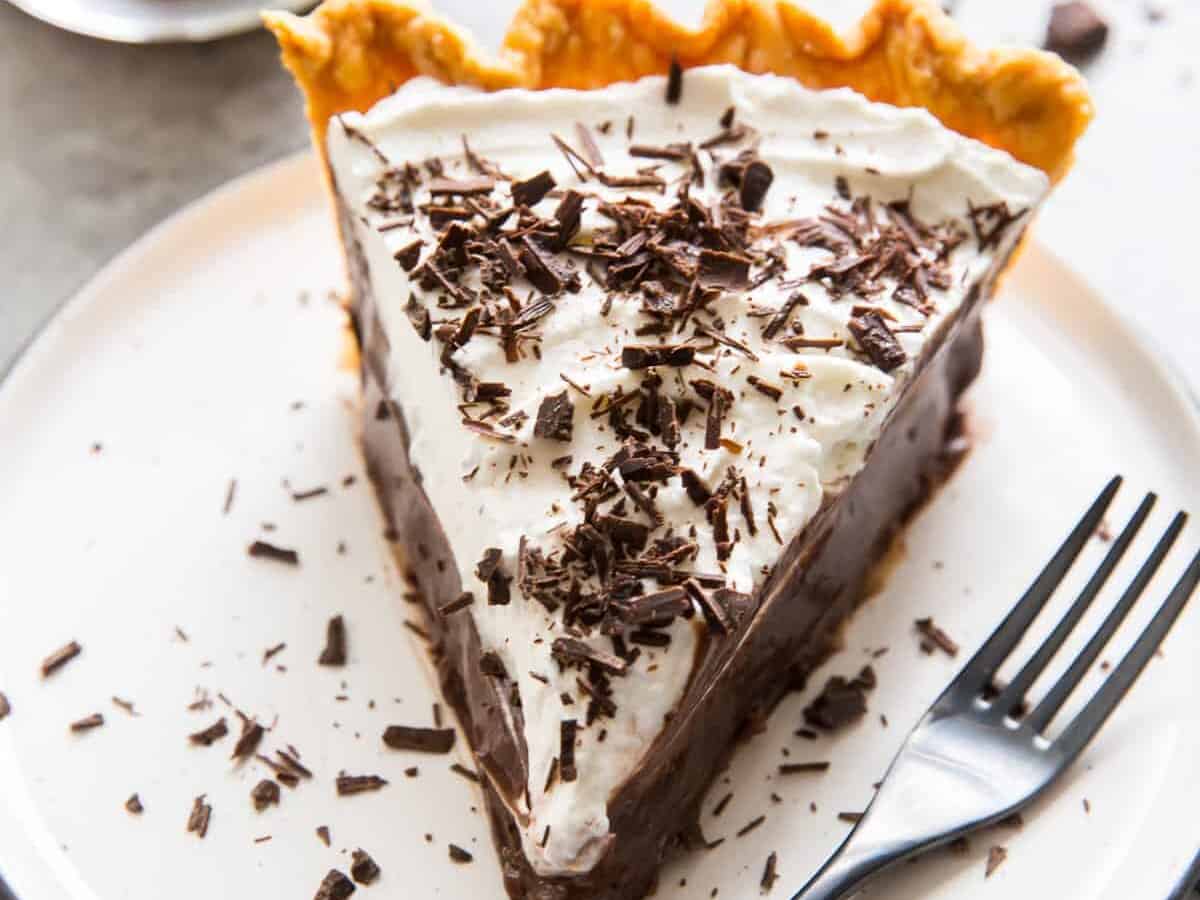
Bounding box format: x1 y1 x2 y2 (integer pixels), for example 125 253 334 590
186 795 212 838
251 779 281 812
803 676 869 731
760 851 779 892
189 717 229 747
316 825 332 847
985 845 1008 877
779 761 830 775
736 815 766 837
0 693 10 721
837 811 863 824
1044 2 1108 60
914 616 959 656
319 614 348 666
336 773 389 796
450 762 480 783
232 720 265 761
350 848 382 885
314 869 356 900
448 843 474 863
41 640 81 677
70 713 104 732
247 540 299 566
125 793 143 815
382 724 456 754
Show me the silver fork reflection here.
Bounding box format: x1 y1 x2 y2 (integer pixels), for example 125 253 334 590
795 476 1200 899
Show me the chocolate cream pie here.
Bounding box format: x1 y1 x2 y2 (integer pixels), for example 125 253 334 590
267 2 1091 896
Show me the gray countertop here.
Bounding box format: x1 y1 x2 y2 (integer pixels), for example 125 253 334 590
2 0 1197 380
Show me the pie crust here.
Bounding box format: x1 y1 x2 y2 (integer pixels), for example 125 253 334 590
265 0 1092 183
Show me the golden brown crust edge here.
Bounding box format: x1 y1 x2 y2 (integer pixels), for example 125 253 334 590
264 0 1091 182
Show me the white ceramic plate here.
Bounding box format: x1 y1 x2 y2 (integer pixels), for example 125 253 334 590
4 0 314 43
1 153 1198 900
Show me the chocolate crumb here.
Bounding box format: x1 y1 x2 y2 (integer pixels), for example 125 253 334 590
1045 2 1108 61
319 615 348 666
0 693 11 721
382 725 456 754
448 843 474 864
837 811 863 824
985 845 1008 877
314 869 356 900
70 713 104 732
511 170 556 208
262 642 286 666
350 848 381 885
316 825 331 846
251 779 281 812
393 239 422 271
665 58 683 104
189 717 229 747
186 795 212 838
248 540 299 566
803 676 868 731
914 617 959 656
125 793 143 815
336 773 388 796
41 640 82 677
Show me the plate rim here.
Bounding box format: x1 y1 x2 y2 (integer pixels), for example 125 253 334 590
3 0 315 44
1 149 1198 900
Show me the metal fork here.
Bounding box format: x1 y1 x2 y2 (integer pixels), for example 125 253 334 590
795 476 1200 899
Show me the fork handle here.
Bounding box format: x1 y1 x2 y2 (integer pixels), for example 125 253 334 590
791 832 896 900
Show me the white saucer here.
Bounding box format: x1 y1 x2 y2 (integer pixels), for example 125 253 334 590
1 153 1198 900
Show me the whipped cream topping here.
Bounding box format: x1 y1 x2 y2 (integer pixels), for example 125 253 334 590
326 65 1049 876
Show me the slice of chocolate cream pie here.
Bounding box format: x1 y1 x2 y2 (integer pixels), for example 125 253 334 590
267 2 1091 896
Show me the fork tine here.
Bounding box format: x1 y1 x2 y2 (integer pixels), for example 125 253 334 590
1026 511 1187 734
1056 543 1200 759
950 476 1122 695
994 493 1156 716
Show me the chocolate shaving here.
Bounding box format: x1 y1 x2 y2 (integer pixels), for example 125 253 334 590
534 391 575 442
316 825 331 847
186 796 212 838
739 160 774 212
438 591 475 616
41 640 82 677
747 375 783 401
382 725 456 754
70 713 104 732
189 717 228 747
428 176 495 196
697 249 752 289
629 143 690 161
613 586 690 625
848 310 907 372
574 122 604 168
737 815 766 838
685 579 732 634
248 540 299 566
665 57 683 104
125 793 143 814
803 676 868 731
319 615 348 666
761 852 779 892
511 170 557 207
314 869 356 900
448 844 474 863
560 719 578 782
551 637 628 675
392 239 422 271
621 344 695 369
404 296 432 341
985 845 1008 878
336 773 388 796
779 761 830 775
